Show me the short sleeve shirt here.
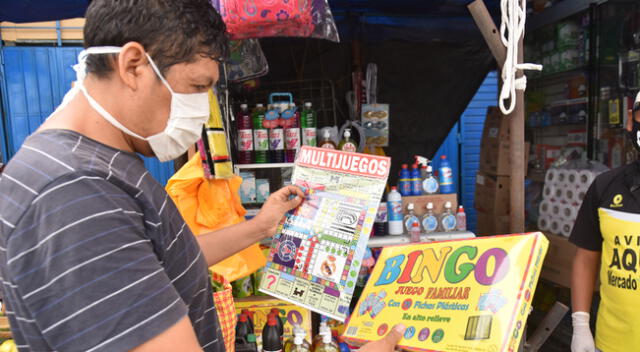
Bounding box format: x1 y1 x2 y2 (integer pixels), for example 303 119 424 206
0 130 223 351
569 160 640 352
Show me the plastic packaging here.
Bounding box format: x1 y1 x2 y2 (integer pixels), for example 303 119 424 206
398 164 412 196
410 164 422 196
387 187 403 235
227 39 269 82
263 315 283 352
422 165 439 194
217 0 339 43
236 103 253 164
439 155 455 194
456 205 467 231
252 104 269 163
301 102 317 147
421 202 438 234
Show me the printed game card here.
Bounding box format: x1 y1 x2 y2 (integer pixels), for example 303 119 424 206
259 146 390 321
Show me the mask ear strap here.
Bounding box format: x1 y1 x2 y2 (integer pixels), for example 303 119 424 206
146 54 175 94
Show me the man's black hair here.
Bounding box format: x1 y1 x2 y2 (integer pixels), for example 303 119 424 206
84 0 229 78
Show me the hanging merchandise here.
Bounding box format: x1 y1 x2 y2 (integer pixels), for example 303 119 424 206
217 0 339 42
226 39 269 83
361 104 390 147
165 155 266 282
204 89 234 178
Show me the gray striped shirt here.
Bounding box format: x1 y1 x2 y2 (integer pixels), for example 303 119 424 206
0 130 223 351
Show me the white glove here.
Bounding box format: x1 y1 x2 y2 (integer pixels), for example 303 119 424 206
572 311 595 352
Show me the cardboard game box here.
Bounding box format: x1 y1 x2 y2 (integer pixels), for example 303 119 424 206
344 233 549 352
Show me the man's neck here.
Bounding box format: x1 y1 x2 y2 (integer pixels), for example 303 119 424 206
40 82 137 154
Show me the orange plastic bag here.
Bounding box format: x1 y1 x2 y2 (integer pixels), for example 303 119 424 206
166 154 266 282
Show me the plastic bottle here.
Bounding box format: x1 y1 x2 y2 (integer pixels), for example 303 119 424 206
312 319 329 350
252 104 269 163
263 316 283 352
270 308 285 338
236 104 253 164
420 165 428 182
398 164 412 196
387 187 403 235
410 164 422 196
374 196 388 237
301 102 317 147
403 203 420 235
284 103 301 163
285 325 311 352
439 201 457 232
438 155 455 194
421 202 438 234
236 314 258 351
268 104 285 163
456 205 467 231
241 309 255 333
319 130 337 149
422 165 439 195
338 129 358 152
314 331 338 352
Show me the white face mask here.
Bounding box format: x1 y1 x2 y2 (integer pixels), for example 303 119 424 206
57 46 211 162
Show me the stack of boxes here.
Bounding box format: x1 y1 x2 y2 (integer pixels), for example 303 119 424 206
475 107 528 235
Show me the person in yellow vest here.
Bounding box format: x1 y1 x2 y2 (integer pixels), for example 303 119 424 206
570 91 640 352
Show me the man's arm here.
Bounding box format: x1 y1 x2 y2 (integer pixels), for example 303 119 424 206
195 185 305 267
131 316 203 352
571 247 600 312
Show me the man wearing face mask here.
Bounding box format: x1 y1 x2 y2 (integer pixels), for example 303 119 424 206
0 1 408 351
570 91 640 352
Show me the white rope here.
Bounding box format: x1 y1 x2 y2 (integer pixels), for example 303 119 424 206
499 0 543 115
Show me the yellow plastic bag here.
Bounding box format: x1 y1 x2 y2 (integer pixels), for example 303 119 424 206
166 154 266 281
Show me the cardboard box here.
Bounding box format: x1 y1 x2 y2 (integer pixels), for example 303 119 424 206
235 296 312 350
476 209 511 236
540 233 578 288
239 172 256 204
401 194 457 217
474 172 510 215
344 233 549 352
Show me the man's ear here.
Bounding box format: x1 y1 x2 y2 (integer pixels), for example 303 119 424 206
116 42 148 91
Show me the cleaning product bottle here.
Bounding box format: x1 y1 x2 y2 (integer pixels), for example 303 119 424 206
422 165 439 195
456 205 467 231
236 103 253 164
387 187 403 235
410 164 422 196
263 315 283 352
403 203 420 234
252 104 269 163
236 314 258 351
440 201 457 232
438 155 455 194
421 202 438 234
319 130 337 149
398 164 411 196
267 104 285 163
373 195 388 237
241 308 255 333
338 129 358 152
270 308 285 338
284 103 301 163
301 102 317 147
314 331 339 352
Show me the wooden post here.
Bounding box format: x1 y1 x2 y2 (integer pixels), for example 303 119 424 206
468 0 525 233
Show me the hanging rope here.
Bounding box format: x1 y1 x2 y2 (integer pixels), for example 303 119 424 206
499 0 543 115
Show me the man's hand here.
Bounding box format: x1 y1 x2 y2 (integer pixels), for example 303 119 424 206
571 312 595 352
358 324 406 352
252 185 305 238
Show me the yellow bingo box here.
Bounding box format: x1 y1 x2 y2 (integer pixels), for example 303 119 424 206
344 233 548 352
